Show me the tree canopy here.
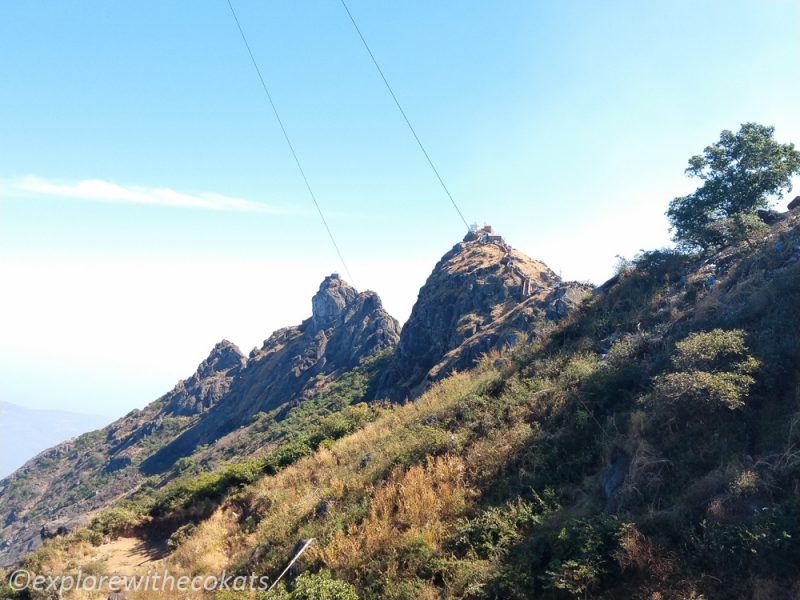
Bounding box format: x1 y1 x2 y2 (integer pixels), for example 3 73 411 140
667 123 800 251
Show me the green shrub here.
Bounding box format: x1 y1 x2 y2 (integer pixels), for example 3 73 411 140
650 329 759 411
167 522 197 550
0 576 22 600
153 457 268 515
485 516 627 599
540 517 628 598
173 456 197 474
696 505 800 575
268 440 313 470
90 504 146 538
706 213 769 248
258 570 358 600
290 570 358 600
653 371 755 410
544 558 601 599
452 491 558 560
672 329 752 371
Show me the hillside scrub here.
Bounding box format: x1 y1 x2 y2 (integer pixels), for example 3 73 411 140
10 207 800 599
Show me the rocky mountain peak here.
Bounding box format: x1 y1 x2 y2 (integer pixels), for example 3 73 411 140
161 340 245 417
140 277 400 474
196 340 246 379
375 227 591 400
312 273 358 330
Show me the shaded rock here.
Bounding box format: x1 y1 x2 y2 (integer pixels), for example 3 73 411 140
789 196 800 211
359 453 374 470
3 510 19 528
312 274 358 330
40 524 69 540
603 452 631 511
104 456 132 474
757 208 786 225
545 283 592 322
247 543 270 567
314 499 336 519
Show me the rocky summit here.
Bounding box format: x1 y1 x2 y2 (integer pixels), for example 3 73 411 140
162 340 246 417
142 274 400 473
375 226 590 401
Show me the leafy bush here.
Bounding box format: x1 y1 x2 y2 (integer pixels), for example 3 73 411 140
544 559 601 599
540 518 628 598
452 491 558 559
696 505 800 575
167 522 197 550
650 329 758 411
653 371 755 411
0 575 22 600
260 570 358 600
485 516 628 599
90 503 147 538
705 212 769 248
671 329 752 371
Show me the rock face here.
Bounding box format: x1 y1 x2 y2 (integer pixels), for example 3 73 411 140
311 274 358 329
375 227 591 401
162 340 246 416
789 196 800 211
140 275 399 473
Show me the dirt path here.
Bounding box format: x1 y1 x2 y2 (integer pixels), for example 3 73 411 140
92 536 168 575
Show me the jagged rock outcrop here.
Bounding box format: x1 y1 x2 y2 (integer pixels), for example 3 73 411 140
162 340 246 416
140 275 399 473
375 227 591 400
311 274 358 329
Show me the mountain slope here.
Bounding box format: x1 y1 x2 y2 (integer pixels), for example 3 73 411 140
15 209 800 599
0 275 399 567
0 230 579 570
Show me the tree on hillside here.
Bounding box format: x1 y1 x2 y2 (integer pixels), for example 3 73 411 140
667 123 800 252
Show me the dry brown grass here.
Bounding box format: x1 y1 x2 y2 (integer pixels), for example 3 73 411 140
144 368 498 586
617 439 673 509
615 526 677 582
315 455 475 573
170 510 235 575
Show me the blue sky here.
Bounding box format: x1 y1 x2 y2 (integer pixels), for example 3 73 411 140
1 1 799 417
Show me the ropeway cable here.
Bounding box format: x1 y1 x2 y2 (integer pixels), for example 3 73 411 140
226 0 357 285
339 0 470 230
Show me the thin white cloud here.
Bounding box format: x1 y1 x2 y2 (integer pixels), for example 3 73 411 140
1 176 298 214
